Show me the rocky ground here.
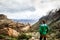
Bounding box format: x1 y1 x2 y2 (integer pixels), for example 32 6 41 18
26 32 60 40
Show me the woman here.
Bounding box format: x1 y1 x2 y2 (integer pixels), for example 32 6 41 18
39 20 49 40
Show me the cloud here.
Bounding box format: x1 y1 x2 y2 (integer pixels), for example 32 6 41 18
0 0 60 19
0 0 35 13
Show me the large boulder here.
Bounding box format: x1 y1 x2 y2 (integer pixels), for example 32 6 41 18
4 28 19 37
20 24 31 32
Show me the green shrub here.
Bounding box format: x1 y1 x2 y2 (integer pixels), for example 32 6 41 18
0 33 17 40
4 36 18 40
10 37 17 40
17 33 32 40
0 35 5 39
0 33 7 39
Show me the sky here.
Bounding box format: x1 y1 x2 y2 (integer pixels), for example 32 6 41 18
0 0 60 20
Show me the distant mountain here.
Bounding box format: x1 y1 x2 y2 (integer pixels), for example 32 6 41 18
12 19 38 25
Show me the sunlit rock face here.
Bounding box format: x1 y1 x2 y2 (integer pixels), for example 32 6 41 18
20 24 31 32
1 28 19 37
7 28 19 37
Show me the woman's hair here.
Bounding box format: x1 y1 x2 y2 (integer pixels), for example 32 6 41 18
41 19 46 24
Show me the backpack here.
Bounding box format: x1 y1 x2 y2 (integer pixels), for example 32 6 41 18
39 24 49 35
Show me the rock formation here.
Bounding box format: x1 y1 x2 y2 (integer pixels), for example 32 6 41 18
0 14 31 37
0 14 7 20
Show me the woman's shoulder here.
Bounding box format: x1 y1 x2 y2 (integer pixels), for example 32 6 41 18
40 24 48 26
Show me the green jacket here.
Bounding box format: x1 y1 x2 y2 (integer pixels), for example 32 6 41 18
39 24 49 35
